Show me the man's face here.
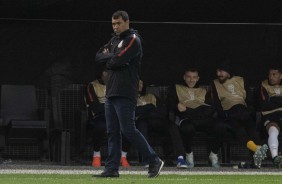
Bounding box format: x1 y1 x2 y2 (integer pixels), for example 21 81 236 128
216 69 230 83
112 16 129 35
268 69 282 85
101 71 108 83
184 71 199 88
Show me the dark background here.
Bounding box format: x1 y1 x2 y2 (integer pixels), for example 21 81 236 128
1 0 282 86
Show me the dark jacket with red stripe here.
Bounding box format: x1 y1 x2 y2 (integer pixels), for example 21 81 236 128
95 28 142 101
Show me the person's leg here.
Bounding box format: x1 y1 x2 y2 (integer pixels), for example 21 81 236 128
228 119 256 149
148 118 186 168
113 97 160 165
227 106 265 153
267 124 279 158
104 97 121 172
266 123 282 167
179 120 195 168
88 117 107 167
179 121 195 154
135 119 149 163
161 120 186 158
89 117 107 152
136 119 149 141
166 122 187 168
245 117 261 146
201 118 221 168
149 119 173 158
121 134 131 167
229 118 268 168
206 119 225 154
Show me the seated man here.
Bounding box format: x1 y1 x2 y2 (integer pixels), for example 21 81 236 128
136 80 186 168
259 64 282 168
85 69 131 167
167 68 221 168
211 60 268 168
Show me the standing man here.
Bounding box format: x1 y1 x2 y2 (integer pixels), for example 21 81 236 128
95 10 164 178
211 60 268 168
85 68 131 168
259 64 282 168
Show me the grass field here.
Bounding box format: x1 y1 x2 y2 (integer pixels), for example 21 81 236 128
0 174 282 184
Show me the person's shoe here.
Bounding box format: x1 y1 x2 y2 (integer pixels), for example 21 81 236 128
92 156 101 168
253 144 268 168
177 157 188 169
209 152 220 168
185 152 195 168
148 159 164 178
273 156 282 168
93 170 119 178
121 156 130 167
0 155 12 165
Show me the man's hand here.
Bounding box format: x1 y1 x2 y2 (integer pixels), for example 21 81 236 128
103 48 109 54
177 102 187 112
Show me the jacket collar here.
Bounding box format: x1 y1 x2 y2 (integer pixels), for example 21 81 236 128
113 28 134 38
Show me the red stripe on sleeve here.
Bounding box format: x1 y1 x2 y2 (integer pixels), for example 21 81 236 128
118 34 136 57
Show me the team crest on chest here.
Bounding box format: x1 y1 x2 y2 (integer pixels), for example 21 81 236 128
118 40 123 48
188 91 195 100
274 87 281 95
227 84 236 95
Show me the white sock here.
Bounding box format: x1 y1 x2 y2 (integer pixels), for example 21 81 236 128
186 152 193 158
268 126 279 158
121 151 127 157
210 151 217 156
186 152 194 163
93 151 101 157
178 155 184 159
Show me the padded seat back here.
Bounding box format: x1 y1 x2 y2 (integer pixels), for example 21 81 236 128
1 85 39 124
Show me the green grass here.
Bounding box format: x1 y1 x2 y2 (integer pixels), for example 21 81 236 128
0 174 281 184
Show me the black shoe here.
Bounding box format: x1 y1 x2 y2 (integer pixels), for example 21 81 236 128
238 161 259 169
93 170 119 178
148 159 164 178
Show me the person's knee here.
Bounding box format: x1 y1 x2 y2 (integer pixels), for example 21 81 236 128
213 122 227 134
266 122 280 133
120 124 138 137
180 123 195 134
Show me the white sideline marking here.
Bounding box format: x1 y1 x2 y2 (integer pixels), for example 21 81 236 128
0 169 282 175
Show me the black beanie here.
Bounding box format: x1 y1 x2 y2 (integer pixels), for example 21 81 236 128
217 59 233 76
269 62 282 72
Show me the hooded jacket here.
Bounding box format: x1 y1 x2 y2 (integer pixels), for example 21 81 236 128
211 76 255 120
95 28 142 101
